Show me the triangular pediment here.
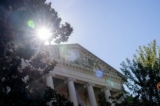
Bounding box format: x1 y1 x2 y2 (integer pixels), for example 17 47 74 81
44 44 125 79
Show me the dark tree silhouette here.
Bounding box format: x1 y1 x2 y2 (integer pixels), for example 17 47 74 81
0 0 73 106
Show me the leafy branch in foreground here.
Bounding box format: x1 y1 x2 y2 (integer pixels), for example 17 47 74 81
0 0 73 105
121 40 160 106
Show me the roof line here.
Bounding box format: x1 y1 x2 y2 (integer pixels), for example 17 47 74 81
48 43 126 79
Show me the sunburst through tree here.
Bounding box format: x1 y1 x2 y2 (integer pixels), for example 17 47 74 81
0 0 74 106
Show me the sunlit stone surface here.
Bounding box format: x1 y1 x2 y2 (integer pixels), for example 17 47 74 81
43 44 125 106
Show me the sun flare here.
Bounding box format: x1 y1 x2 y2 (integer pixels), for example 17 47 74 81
36 27 52 40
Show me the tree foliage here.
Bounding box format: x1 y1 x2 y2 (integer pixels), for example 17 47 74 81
0 0 73 45
0 0 73 105
98 94 111 106
121 40 160 106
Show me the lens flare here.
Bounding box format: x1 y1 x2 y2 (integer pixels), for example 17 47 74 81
67 50 79 61
106 78 114 87
36 27 52 40
28 20 35 28
59 47 79 62
95 70 103 78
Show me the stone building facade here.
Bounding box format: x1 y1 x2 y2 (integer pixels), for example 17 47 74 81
44 44 125 106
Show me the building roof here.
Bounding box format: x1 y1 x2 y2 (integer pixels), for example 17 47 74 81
44 43 126 80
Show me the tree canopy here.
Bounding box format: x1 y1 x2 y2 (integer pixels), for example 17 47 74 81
0 0 73 45
0 0 73 106
121 40 160 106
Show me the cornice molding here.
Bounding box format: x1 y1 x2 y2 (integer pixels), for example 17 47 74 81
57 61 122 82
48 44 125 82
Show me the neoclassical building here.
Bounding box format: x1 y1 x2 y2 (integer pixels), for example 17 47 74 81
44 44 125 106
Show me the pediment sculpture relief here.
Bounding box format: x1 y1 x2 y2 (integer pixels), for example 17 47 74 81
51 46 107 72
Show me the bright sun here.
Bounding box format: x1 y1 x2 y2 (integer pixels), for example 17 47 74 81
36 27 52 40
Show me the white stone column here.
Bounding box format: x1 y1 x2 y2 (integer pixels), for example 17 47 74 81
85 83 97 106
104 89 112 103
46 75 54 89
67 78 78 106
102 87 113 105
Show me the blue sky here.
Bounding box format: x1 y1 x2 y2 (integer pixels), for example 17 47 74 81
47 0 160 73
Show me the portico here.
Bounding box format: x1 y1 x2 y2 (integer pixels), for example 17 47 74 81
44 44 125 106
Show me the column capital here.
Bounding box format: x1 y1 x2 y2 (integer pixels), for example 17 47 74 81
101 86 112 92
84 82 95 88
64 77 76 84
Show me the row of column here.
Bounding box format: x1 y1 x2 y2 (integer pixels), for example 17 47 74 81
46 75 112 106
